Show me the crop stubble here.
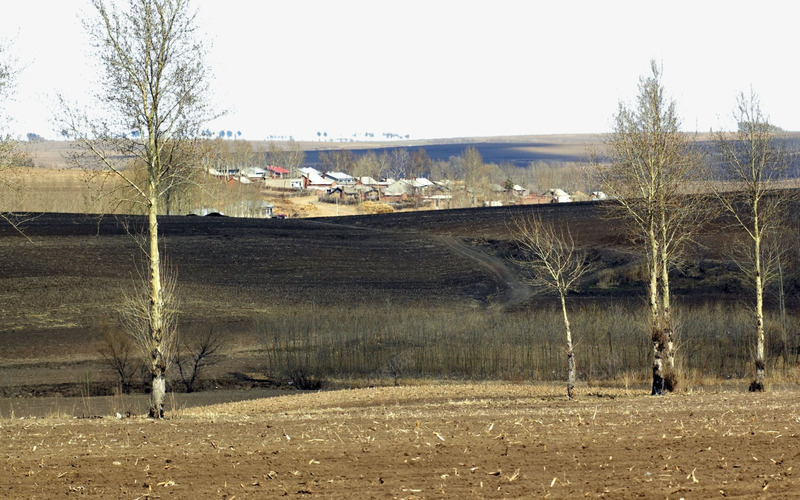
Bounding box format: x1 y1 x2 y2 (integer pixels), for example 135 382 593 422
2 384 799 498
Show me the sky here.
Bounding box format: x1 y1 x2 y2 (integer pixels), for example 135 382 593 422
1 0 798 141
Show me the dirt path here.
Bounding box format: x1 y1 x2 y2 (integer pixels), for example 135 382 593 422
302 219 531 309
437 235 532 309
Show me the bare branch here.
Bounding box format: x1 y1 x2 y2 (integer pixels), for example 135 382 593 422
511 214 589 297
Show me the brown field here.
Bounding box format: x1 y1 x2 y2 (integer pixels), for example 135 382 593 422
3 384 800 498
2 136 800 498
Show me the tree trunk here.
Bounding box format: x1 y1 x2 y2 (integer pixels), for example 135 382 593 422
149 369 166 419
147 179 167 417
560 293 576 399
750 232 766 392
660 238 677 392
648 221 665 396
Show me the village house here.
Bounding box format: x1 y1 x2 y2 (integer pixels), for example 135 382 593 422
207 166 240 178
300 167 335 191
327 184 377 202
550 188 572 203
263 177 304 191
324 171 356 185
241 166 266 180
512 184 529 197
521 191 550 205
380 179 413 203
267 165 290 178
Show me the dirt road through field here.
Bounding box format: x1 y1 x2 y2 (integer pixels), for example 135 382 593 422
437 235 532 309
303 218 531 308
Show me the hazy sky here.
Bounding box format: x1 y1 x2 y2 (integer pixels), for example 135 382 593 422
1 0 798 141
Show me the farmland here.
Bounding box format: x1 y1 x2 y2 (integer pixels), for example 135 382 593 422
0 199 796 401
3 385 800 498
2 139 800 498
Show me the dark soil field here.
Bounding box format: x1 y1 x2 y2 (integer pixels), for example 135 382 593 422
0 202 753 401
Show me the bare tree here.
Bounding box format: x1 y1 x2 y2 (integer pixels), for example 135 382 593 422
176 329 225 393
594 61 703 395
97 327 141 394
388 148 411 179
513 213 590 399
711 89 793 392
0 39 31 229
59 0 213 418
266 140 305 178
319 150 355 175
352 150 380 180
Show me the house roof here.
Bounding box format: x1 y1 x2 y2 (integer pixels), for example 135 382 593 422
268 165 289 175
324 171 355 183
299 167 321 176
304 172 331 185
208 167 239 177
344 185 372 195
383 180 414 196
242 167 266 178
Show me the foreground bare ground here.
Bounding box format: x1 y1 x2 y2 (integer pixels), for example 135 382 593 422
2 384 799 499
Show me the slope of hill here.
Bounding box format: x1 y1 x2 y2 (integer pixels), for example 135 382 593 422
0 199 778 397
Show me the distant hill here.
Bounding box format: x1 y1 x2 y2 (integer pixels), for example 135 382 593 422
294 134 599 167
25 134 601 169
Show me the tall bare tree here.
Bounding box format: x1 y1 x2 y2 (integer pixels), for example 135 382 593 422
266 140 305 178
352 150 380 180
711 89 792 392
513 213 590 399
60 0 213 418
594 61 702 395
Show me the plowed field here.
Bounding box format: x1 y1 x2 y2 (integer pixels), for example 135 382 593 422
3 384 799 498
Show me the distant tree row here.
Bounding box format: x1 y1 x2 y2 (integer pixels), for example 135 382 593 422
218 130 242 139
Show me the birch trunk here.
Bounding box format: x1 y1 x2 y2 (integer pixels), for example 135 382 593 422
649 218 665 396
659 226 677 392
750 220 766 392
560 292 576 399
147 178 167 418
